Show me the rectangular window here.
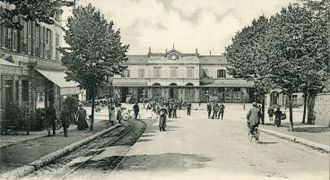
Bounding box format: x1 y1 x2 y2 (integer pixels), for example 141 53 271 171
138 68 145 78
49 30 53 59
35 24 40 57
55 33 59 60
27 21 31 54
42 27 46 58
217 70 226 78
170 67 178 78
0 25 4 48
187 67 194 78
23 21 28 53
153 67 161 78
12 29 17 51
6 28 11 49
31 21 35 55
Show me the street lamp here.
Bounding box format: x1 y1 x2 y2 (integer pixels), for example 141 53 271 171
205 89 209 103
142 89 146 109
242 92 246 110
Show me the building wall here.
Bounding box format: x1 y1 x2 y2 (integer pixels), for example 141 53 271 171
314 93 330 127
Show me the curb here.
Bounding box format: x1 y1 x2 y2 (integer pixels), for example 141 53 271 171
259 127 330 153
0 124 120 180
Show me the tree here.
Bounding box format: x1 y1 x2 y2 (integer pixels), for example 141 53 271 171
225 16 272 124
0 0 74 29
60 4 129 131
267 4 328 129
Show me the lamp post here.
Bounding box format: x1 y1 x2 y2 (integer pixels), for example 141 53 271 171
107 76 113 125
205 89 209 103
142 89 146 109
242 92 246 110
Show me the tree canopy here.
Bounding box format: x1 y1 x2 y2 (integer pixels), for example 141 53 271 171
0 0 74 29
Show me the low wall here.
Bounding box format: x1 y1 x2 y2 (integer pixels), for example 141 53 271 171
314 92 330 127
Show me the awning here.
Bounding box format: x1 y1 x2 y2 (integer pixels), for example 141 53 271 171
112 79 148 87
201 79 254 88
0 58 19 67
36 69 81 95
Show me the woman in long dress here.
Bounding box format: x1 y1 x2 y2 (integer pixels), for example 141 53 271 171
77 105 89 130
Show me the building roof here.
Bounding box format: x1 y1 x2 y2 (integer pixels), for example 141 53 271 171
199 55 227 64
201 79 254 88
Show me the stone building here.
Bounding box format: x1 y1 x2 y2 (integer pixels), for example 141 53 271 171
111 48 254 103
0 8 82 122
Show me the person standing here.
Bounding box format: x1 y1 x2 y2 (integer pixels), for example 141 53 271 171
172 102 177 118
212 103 219 119
61 105 71 137
77 104 89 130
133 102 140 120
267 106 274 122
274 108 282 127
187 101 192 116
45 105 56 136
116 103 123 125
158 104 167 131
218 103 225 120
207 102 212 119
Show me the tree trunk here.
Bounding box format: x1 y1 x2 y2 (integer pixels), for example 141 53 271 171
302 90 307 124
307 91 317 124
261 95 265 125
288 94 294 131
90 86 95 131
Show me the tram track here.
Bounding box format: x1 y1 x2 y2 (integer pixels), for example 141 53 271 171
26 119 148 180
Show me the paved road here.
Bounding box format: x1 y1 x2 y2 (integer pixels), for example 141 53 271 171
29 108 330 180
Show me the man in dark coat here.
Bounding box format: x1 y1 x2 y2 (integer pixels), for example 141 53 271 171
187 101 192 116
172 102 177 118
61 105 71 137
207 102 212 119
218 103 225 120
77 104 89 130
247 102 261 135
45 105 56 136
158 105 167 131
212 103 219 119
133 102 140 120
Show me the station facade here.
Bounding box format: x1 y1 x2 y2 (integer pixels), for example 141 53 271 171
111 48 254 103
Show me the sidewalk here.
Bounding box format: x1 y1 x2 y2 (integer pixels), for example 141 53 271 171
0 119 114 175
259 122 330 152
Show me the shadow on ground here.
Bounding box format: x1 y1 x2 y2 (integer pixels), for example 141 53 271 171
78 153 210 172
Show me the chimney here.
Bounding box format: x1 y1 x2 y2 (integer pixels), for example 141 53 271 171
209 51 212 56
148 47 151 54
195 48 199 54
165 48 168 53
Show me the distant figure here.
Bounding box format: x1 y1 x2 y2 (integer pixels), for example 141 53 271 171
61 105 71 137
158 105 168 131
117 103 123 125
267 106 274 122
218 103 225 120
133 102 140 120
212 103 219 119
77 104 89 130
187 101 192 116
172 102 177 118
274 108 282 127
207 102 212 119
109 106 116 124
45 105 56 136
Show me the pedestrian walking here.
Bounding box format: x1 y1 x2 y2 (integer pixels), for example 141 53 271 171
267 106 274 122
61 105 71 137
218 103 225 120
167 102 172 118
133 102 140 120
207 102 212 119
246 102 262 141
77 104 89 130
158 104 167 131
274 108 282 127
187 101 192 116
45 105 56 136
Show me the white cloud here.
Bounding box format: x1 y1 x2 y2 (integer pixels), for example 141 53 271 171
62 0 296 55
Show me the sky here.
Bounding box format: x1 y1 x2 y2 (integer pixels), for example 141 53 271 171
62 0 296 55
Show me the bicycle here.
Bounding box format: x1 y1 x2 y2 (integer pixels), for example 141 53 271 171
248 123 259 143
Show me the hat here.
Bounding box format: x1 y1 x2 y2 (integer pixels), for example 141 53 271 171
252 102 257 106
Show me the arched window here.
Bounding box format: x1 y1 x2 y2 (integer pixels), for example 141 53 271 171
186 83 194 86
169 83 177 86
152 83 161 86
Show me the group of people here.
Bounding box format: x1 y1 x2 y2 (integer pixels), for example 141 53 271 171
207 102 225 120
41 104 89 137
